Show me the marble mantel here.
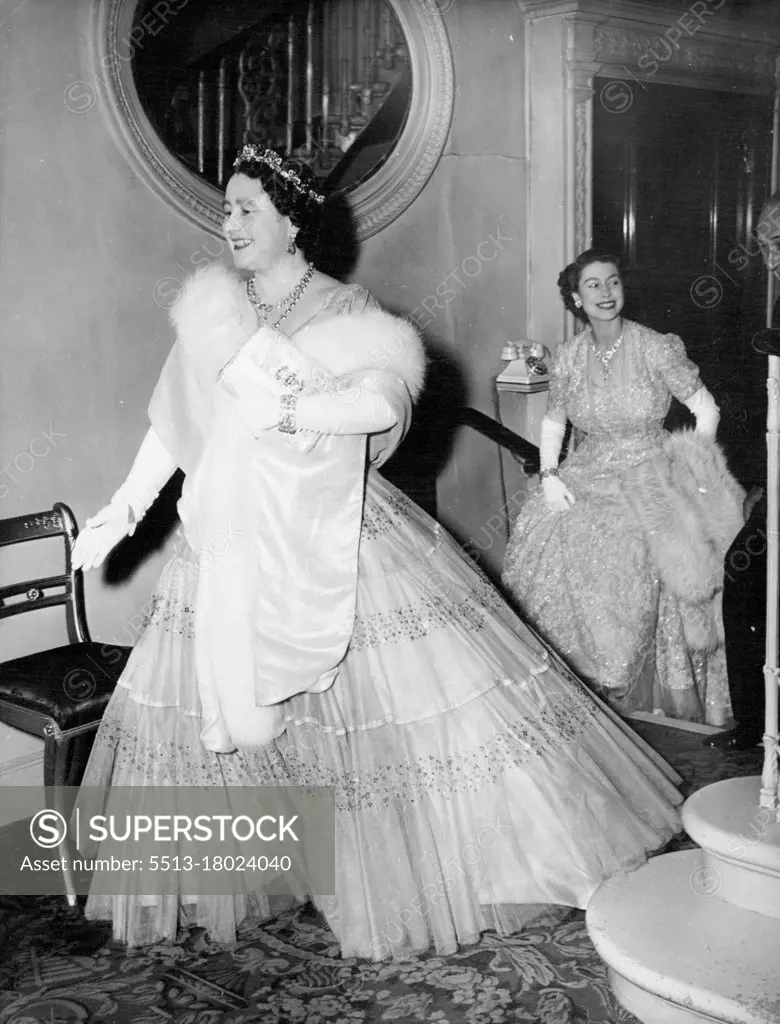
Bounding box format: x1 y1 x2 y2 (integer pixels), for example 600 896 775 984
517 0 780 348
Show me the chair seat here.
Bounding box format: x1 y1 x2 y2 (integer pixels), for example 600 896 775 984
0 642 132 732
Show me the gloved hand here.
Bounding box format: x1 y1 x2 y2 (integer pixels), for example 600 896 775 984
72 500 134 572
71 427 177 572
542 475 575 512
538 417 575 511
218 354 283 434
684 385 720 440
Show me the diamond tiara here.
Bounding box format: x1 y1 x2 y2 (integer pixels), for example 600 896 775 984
233 146 325 204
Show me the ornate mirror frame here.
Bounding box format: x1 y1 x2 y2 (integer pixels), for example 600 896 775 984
91 0 455 241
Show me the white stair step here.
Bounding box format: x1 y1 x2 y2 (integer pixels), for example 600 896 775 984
586 849 780 1024
682 776 780 920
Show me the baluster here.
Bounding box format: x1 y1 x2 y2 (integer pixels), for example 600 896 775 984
286 14 295 155
335 0 343 131
305 0 314 157
352 0 358 78
340 58 350 132
371 0 379 72
197 69 206 174
364 0 372 77
344 0 355 130
237 50 251 145
321 2 330 159
217 58 228 185
380 2 391 68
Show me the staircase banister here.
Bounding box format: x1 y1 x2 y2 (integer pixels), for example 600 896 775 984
457 407 541 475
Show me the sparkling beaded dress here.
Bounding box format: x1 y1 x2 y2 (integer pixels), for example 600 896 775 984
503 320 741 726
79 283 684 955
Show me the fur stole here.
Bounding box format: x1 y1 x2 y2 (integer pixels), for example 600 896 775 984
623 429 745 652
169 263 426 401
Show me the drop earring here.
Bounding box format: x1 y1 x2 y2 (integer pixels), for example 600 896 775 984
287 238 297 255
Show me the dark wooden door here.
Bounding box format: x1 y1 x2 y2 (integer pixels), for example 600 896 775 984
592 77 774 486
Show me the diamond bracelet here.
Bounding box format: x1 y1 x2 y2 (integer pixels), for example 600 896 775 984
276 366 304 434
278 393 298 434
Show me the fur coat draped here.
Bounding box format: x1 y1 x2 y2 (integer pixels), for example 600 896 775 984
623 429 745 653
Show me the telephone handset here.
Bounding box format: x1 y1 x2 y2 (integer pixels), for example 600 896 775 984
496 342 550 392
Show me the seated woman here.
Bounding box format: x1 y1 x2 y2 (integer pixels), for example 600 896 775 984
73 164 685 958
503 250 745 726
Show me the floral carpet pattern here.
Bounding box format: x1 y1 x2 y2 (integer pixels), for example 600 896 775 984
0 723 764 1024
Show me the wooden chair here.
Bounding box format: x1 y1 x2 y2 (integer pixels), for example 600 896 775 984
0 502 132 904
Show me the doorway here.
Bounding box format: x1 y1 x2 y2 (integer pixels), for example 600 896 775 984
592 77 774 486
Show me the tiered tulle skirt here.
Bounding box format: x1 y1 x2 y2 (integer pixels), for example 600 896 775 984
80 472 683 956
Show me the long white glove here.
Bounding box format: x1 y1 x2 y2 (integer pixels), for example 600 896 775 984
684 385 720 440
539 417 575 512
72 427 177 571
219 357 398 437
297 375 397 435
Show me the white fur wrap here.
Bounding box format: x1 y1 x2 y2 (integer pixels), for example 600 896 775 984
623 429 745 652
169 263 426 403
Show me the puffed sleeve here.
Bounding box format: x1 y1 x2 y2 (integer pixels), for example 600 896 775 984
651 332 701 402
544 341 571 423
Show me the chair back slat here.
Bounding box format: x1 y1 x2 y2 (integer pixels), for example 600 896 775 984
0 504 90 645
0 509 67 547
0 592 70 622
0 574 71 622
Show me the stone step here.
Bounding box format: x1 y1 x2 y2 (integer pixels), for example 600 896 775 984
586 848 780 1024
681 776 780 920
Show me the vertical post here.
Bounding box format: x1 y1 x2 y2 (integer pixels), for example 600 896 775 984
340 57 350 131
217 58 227 186
760 78 780 816
305 0 314 157
286 14 295 155
351 0 358 78
197 69 206 174
762 355 780 814
322 2 330 155
622 136 637 266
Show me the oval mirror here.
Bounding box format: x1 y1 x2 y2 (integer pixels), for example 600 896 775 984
95 0 454 240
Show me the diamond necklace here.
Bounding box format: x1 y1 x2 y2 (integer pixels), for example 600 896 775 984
590 326 624 377
247 263 315 329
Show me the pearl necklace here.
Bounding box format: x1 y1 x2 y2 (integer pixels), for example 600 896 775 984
590 327 624 377
247 263 315 328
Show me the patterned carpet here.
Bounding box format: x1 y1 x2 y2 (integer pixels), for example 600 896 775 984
0 722 765 1024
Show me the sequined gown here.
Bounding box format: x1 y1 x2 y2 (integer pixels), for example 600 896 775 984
503 320 734 726
80 291 684 955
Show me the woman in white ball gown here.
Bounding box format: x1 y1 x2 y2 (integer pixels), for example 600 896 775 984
72 148 683 957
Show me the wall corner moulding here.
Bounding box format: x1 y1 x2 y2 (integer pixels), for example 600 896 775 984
89 0 455 241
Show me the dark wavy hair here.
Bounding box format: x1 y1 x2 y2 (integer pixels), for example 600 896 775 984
231 151 325 262
557 249 622 318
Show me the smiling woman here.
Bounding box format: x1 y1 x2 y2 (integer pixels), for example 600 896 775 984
65 138 688 958
92 0 454 239
503 248 746 728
